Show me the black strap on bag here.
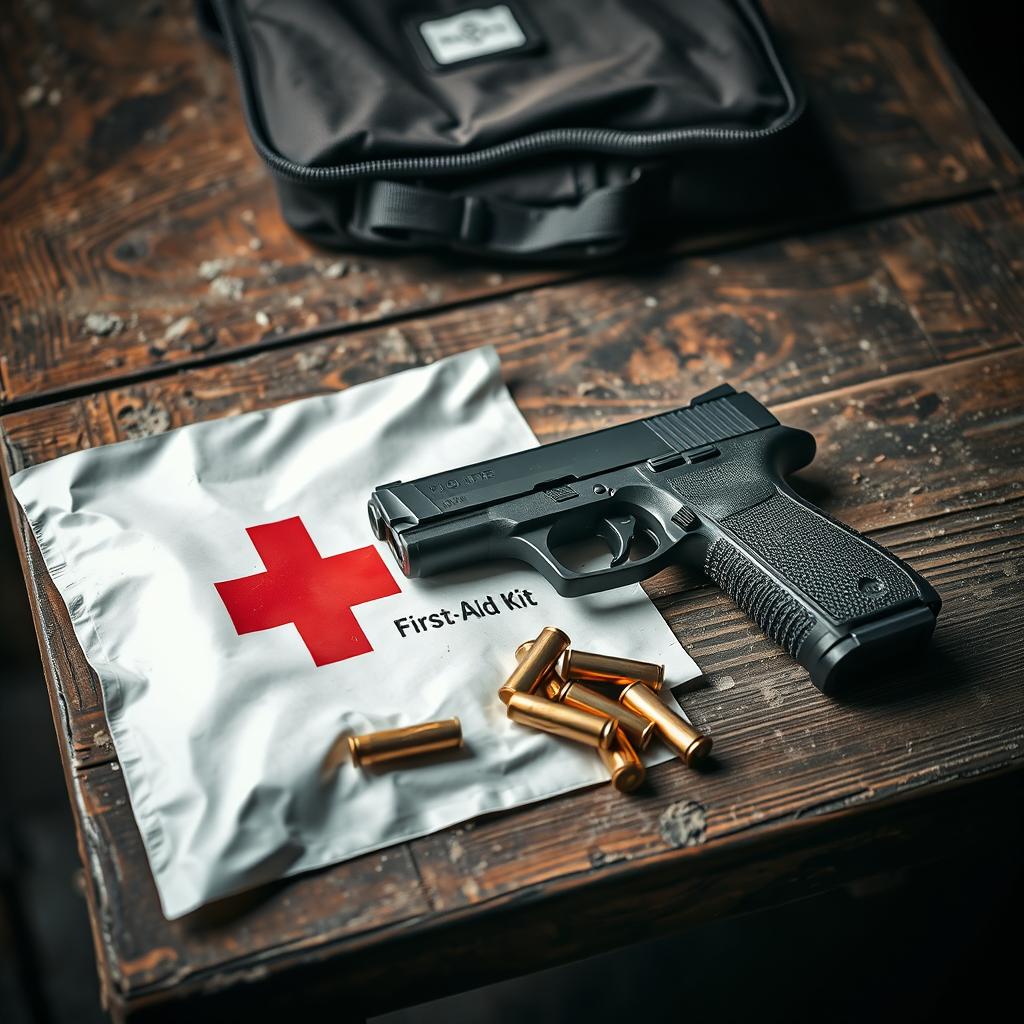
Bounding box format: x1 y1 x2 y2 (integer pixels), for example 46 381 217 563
204 0 805 258
348 168 668 255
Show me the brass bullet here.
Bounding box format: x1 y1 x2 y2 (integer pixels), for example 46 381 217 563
500 627 570 704
599 730 646 792
564 649 665 692
560 682 657 750
347 717 463 767
506 692 616 750
620 683 711 765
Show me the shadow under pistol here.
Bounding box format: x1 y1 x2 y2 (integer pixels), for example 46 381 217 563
368 385 941 694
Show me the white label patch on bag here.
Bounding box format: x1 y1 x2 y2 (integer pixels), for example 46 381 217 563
418 5 528 65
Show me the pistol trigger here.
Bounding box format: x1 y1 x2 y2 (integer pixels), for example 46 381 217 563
599 515 638 568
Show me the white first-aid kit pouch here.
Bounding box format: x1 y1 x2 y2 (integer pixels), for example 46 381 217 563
12 346 700 918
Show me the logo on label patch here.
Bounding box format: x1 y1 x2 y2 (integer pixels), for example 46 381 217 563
416 4 530 66
214 516 401 666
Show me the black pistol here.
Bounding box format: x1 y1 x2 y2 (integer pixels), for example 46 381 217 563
368 385 940 693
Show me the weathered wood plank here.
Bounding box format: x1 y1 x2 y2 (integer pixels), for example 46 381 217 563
764 0 1023 196
415 190 1024 434
126 771 1024 1024
0 0 551 408
4 188 1022 470
2 192 1022 770
1 0 1020 405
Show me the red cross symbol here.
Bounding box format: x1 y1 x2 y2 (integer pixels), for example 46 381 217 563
214 516 401 666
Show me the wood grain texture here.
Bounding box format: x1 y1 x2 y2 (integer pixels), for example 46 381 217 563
2 190 1022 771
1 0 1021 405
416 190 1024 433
142 770 1021 1024
0 0 552 408
2 335 1022 1019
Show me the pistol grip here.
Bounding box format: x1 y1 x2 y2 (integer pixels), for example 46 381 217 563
703 488 940 692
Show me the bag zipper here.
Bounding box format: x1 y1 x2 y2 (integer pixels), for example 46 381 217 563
213 0 804 186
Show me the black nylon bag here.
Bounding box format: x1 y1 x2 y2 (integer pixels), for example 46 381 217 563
202 0 805 259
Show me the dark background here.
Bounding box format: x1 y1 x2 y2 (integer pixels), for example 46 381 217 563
2 3 1021 1022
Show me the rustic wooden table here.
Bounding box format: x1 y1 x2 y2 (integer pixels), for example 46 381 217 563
2 1 1022 1021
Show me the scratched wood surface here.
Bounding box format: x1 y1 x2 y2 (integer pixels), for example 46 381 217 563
2 178 1023 1021
1 0 1022 406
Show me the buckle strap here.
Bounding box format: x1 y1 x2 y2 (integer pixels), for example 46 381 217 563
349 170 664 254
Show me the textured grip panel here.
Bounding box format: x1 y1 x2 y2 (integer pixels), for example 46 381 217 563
720 492 920 624
705 539 816 656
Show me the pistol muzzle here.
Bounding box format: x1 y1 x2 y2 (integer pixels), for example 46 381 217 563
366 497 387 540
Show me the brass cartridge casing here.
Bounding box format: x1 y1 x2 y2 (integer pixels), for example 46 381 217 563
516 640 570 701
620 683 711 765
500 627 570 704
561 682 656 750
348 718 462 767
564 649 665 692
506 692 616 750
599 730 646 792
515 639 566 668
